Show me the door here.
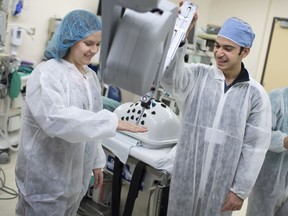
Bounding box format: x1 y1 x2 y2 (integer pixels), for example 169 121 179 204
261 17 288 92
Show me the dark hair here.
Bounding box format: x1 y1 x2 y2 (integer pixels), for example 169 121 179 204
239 47 244 55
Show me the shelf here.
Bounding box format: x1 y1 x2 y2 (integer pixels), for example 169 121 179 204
8 108 21 117
186 48 214 57
197 33 217 41
0 96 22 150
0 130 20 148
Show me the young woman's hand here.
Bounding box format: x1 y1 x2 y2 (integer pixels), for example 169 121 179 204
117 120 148 133
92 168 103 189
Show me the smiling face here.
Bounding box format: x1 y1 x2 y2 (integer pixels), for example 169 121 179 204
213 36 250 77
64 31 102 72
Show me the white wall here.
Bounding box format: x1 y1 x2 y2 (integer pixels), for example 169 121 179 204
195 0 288 82
6 0 100 65
203 0 272 81
5 0 288 82
172 0 288 82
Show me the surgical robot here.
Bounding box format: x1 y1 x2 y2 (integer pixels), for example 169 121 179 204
100 0 196 124
78 2 197 215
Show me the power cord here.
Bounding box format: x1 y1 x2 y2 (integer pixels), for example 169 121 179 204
0 167 18 200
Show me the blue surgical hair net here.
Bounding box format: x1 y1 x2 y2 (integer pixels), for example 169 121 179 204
218 17 255 48
44 10 102 60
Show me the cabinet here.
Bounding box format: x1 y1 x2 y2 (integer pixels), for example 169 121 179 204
0 71 29 164
0 94 22 149
0 71 29 148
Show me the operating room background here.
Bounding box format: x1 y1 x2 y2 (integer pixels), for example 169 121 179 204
4 0 288 88
1 0 288 215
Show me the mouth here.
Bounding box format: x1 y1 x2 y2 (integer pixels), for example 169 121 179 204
84 53 94 59
216 59 227 66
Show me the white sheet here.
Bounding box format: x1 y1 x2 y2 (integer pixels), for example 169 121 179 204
129 145 176 174
101 132 176 174
101 132 140 163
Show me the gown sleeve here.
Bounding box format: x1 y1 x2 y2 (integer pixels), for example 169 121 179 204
269 90 287 153
230 87 272 199
25 62 118 143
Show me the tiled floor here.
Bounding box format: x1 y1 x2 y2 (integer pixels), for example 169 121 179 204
0 151 247 216
0 150 18 216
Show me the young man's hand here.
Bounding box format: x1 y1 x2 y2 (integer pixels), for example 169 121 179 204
178 0 199 40
221 191 244 211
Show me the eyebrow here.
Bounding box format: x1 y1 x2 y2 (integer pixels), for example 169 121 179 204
215 41 236 49
84 40 94 43
83 40 101 45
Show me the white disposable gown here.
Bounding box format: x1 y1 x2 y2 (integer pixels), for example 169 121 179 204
15 59 118 216
161 44 271 216
246 87 288 216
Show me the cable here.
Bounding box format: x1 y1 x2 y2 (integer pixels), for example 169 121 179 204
0 167 18 200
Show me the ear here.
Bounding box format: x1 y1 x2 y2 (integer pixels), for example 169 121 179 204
241 47 250 58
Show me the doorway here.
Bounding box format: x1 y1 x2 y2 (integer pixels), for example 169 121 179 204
261 17 288 92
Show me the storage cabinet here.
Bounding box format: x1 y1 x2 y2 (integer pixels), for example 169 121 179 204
0 94 22 149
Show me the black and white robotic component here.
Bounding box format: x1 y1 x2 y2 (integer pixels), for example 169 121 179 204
100 0 196 147
113 99 181 148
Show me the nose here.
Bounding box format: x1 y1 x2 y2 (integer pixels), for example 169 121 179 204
91 45 99 53
215 48 224 58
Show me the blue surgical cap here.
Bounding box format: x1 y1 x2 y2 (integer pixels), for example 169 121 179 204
217 17 255 48
44 10 102 60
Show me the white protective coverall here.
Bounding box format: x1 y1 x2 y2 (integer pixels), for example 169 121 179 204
160 44 271 216
246 87 288 216
15 59 118 216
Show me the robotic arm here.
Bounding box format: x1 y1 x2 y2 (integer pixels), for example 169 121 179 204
100 0 196 119
100 0 178 95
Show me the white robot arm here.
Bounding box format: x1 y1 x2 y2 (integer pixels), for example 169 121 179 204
100 0 196 110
